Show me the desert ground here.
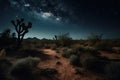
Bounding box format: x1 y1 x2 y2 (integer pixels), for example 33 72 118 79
0 33 120 80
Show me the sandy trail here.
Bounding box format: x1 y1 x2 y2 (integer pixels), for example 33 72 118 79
37 49 101 80
38 49 82 80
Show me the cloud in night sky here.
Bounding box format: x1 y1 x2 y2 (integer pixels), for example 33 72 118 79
0 0 120 39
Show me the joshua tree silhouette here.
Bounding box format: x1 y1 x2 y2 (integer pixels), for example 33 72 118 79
11 18 32 48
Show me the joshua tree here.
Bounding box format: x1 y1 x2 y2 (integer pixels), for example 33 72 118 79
11 18 32 48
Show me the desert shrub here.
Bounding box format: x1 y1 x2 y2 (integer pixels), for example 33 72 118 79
0 58 12 80
87 33 103 46
95 42 107 50
95 41 113 51
63 46 84 58
10 57 41 80
62 50 73 58
81 56 109 73
72 45 100 57
62 51 70 58
53 33 73 47
75 68 84 75
83 48 101 57
69 55 80 66
70 46 84 56
105 62 120 80
62 49 75 58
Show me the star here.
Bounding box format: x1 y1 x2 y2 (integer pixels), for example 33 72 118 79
56 17 60 21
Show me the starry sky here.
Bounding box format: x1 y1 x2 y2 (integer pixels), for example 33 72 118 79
0 0 120 39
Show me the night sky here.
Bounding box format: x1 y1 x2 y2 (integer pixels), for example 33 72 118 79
0 0 120 39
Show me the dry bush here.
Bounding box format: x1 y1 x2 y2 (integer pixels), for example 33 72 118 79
69 55 81 66
87 33 103 46
10 57 41 80
10 57 58 80
53 33 73 47
62 49 73 58
71 45 85 53
62 46 83 58
94 41 113 51
80 54 110 74
62 49 77 58
83 48 101 57
62 47 82 66
71 44 100 57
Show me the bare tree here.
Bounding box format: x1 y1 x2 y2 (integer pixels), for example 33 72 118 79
11 18 32 48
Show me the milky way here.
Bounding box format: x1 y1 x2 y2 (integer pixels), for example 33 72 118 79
7 0 75 23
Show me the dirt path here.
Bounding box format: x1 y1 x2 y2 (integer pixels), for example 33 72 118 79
37 49 102 80
38 49 82 80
